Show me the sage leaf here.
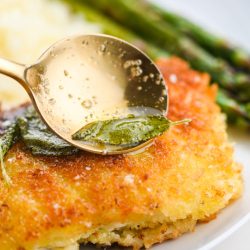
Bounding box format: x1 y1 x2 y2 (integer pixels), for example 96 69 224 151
72 115 191 145
0 123 19 185
18 107 79 156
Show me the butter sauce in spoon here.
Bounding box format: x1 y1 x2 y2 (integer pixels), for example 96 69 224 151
0 34 169 155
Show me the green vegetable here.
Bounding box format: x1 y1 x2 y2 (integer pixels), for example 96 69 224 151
0 123 19 185
62 0 169 60
72 115 191 145
145 1 250 71
64 0 250 125
217 89 250 124
17 107 79 156
80 0 250 101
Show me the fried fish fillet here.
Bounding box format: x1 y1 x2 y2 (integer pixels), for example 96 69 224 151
0 58 242 250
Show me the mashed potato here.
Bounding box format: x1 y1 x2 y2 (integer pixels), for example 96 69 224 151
0 0 100 107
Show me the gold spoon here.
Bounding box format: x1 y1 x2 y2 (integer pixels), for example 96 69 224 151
0 34 168 155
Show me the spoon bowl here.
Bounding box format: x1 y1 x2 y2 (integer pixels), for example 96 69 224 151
0 34 168 154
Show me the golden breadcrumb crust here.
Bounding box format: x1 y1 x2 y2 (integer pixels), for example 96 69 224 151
0 57 242 250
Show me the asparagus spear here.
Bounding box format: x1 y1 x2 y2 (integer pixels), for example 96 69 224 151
217 89 250 124
62 0 169 60
61 0 250 125
144 1 250 71
81 0 250 102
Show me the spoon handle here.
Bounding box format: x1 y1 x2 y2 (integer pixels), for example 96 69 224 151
0 57 26 86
